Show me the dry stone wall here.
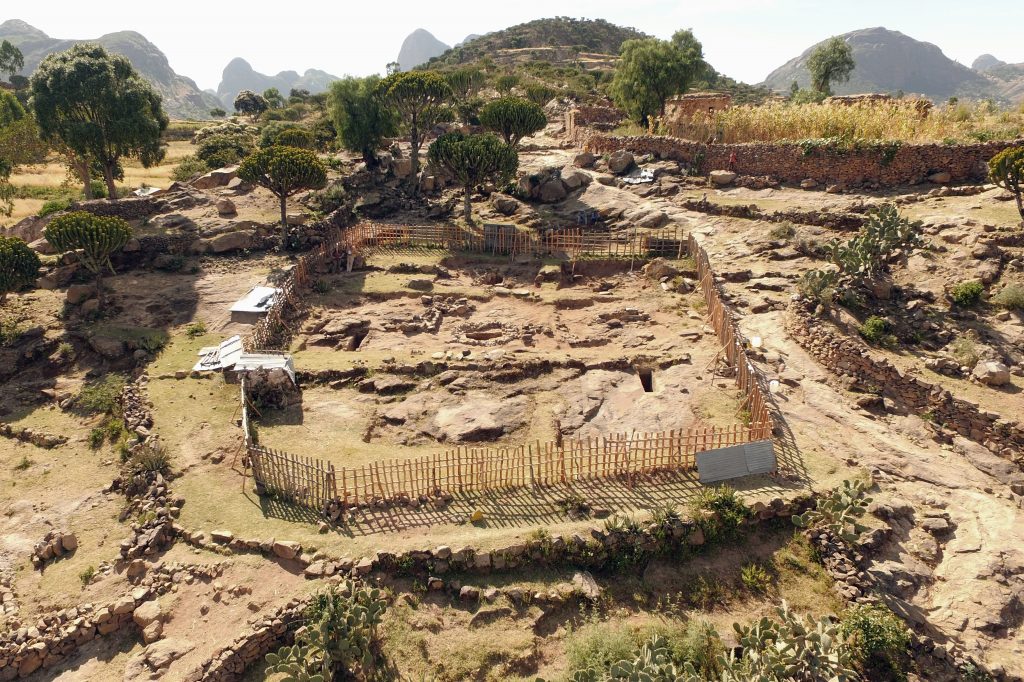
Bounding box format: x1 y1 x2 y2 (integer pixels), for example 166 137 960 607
786 302 1024 462
573 124 1022 187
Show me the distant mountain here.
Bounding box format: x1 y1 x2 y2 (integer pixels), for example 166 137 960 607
0 19 221 119
421 17 647 70
216 58 339 109
762 27 992 102
456 34 481 48
972 54 1007 73
397 29 450 72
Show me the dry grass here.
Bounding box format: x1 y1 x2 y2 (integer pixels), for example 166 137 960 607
673 100 1024 144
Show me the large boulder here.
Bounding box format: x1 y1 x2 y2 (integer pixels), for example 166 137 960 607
490 193 521 216
66 284 96 305
607 150 635 175
972 360 1011 386
709 170 737 186
191 166 238 190
538 177 568 203
215 198 237 216
206 229 257 253
573 152 597 168
393 158 413 178
928 171 952 184
560 168 590 190
28 237 57 255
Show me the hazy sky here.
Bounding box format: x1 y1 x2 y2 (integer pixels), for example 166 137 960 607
6 1 1023 90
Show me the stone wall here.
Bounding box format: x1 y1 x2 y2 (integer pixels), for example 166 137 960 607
183 600 304 682
566 106 625 136
786 302 1024 462
572 125 1022 187
664 93 732 121
71 197 163 221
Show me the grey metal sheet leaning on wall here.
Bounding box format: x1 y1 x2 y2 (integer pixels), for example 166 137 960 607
696 440 776 483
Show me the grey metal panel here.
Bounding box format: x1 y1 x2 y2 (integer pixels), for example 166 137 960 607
696 445 749 483
744 440 776 475
696 440 776 483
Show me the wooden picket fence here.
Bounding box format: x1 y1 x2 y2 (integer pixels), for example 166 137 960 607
240 223 777 513
248 445 338 511
247 422 770 508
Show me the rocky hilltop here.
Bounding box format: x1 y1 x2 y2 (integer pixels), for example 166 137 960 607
0 19 221 119
421 17 646 70
396 28 450 71
763 27 991 101
215 57 339 109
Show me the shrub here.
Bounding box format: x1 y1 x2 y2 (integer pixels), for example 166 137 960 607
857 316 895 346
949 280 984 307
196 131 255 169
841 603 911 677
991 284 1024 310
184 321 207 338
739 562 772 594
0 235 41 303
0 317 21 346
78 566 95 587
566 622 639 678
171 155 209 182
949 335 980 367
690 485 750 544
57 341 74 359
768 222 796 240
74 374 126 415
798 269 838 306
685 574 728 610
259 122 315 149
38 197 73 217
128 444 169 473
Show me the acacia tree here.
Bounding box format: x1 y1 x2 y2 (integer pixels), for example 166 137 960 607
989 146 1024 222
45 211 132 305
234 90 269 120
376 71 452 177
0 41 23 82
479 97 547 147
808 36 856 96
427 132 518 223
610 32 706 126
328 75 398 166
238 146 327 240
0 236 40 304
30 44 168 199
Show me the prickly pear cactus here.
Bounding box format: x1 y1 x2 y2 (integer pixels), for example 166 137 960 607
792 479 872 542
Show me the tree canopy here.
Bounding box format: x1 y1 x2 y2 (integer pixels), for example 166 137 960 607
445 68 486 99
0 90 25 128
0 40 23 81
808 37 856 96
479 97 547 147
328 75 399 166
45 211 132 303
234 90 269 119
0 158 14 217
0 236 40 303
375 71 452 176
238 146 327 238
262 87 285 109
427 132 518 223
610 31 707 126
30 44 168 199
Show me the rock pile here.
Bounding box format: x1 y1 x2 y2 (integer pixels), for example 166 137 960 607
120 376 154 439
0 423 66 449
30 531 78 569
118 466 181 560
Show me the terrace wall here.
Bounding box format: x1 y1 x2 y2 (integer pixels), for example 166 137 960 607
571 124 1022 186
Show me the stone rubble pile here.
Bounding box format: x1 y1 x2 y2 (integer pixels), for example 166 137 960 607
30 531 78 569
0 424 67 449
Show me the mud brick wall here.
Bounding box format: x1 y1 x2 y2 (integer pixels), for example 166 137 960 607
566 106 625 135
573 125 1022 186
786 303 1024 462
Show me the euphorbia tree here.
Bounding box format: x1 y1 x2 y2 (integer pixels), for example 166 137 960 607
427 132 518 223
375 71 452 177
479 97 548 148
45 211 132 304
989 145 1024 222
237 146 327 239
0 235 41 304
